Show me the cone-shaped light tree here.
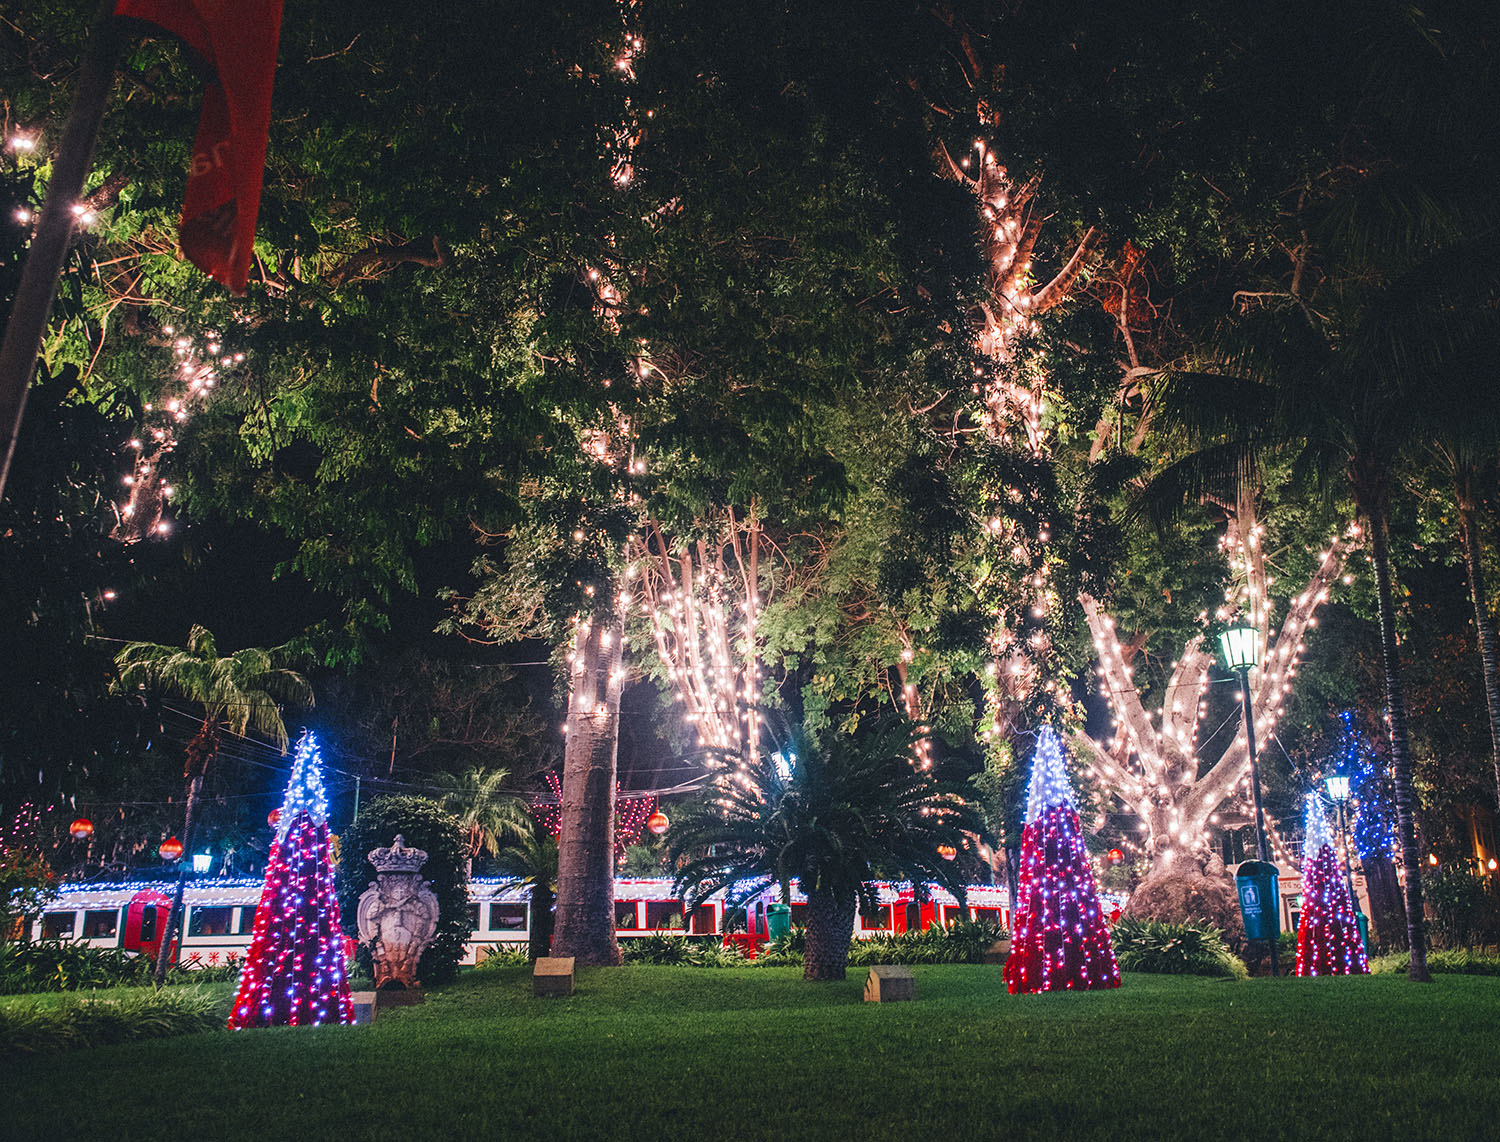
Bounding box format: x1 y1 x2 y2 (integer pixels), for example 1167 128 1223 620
228 732 354 1029
1004 727 1121 994
1294 793 1369 977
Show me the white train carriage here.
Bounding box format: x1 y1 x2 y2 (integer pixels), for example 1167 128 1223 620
29 876 1026 967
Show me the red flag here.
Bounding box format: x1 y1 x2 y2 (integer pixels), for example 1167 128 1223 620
114 0 284 294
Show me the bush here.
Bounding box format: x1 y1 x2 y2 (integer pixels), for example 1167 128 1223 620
619 935 745 967
1425 868 1499 950
754 929 806 966
847 921 1004 967
1370 949 1500 976
0 942 246 994
336 796 469 985
1111 918 1249 979
472 944 530 970
0 986 224 1053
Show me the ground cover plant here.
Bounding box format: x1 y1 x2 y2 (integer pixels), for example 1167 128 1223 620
0 941 240 994
1370 949 1500 976
3 967 1498 1141
0 983 229 1054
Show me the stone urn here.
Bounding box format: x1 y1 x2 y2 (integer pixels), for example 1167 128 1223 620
356 835 440 988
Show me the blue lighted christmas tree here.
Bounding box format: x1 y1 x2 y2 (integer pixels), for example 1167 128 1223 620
1004 726 1120 994
1294 793 1368 977
229 731 354 1028
1335 711 1397 863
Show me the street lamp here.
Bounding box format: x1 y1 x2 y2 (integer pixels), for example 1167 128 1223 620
1323 772 1358 907
1219 623 1279 976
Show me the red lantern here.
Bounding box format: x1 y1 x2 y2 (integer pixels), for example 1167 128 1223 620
158 836 184 862
267 808 281 828
1107 848 1125 866
937 844 957 861
646 811 669 836
70 817 94 841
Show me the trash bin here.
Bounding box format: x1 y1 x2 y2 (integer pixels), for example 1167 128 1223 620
766 903 791 941
1355 910 1370 956
1235 860 1281 942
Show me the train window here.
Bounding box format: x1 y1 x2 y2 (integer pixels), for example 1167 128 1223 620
644 902 683 930
944 905 970 926
188 907 233 937
489 904 527 931
616 906 638 929
972 907 1003 929
466 905 481 932
689 904 715 934
82 909 119 939
41 911 76 939
237 906 258 934
860 906 891 932
139 906 157 942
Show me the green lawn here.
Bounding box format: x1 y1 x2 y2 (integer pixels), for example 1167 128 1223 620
2 967 1495 1141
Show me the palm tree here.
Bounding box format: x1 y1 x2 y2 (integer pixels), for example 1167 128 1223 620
114 625 313 984
431 766 530 877
493 824 560 961
669 719 986 981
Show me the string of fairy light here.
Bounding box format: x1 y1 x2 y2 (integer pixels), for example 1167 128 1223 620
1077 521 1356 867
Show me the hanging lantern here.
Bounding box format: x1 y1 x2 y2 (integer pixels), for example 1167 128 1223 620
70 818 94 841
159 836 184 862
937 844 957 861
267 808 281 828
646 811 669 836
1107 848 1124 866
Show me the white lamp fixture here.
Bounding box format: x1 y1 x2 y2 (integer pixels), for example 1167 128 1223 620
1218 625 1260 672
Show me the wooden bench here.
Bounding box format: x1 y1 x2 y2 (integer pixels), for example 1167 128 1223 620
864 965 914 1002
534 956 575 997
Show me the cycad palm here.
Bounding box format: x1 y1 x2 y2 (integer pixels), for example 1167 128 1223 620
670 719 985 980
115 624 313 983
432 766 529 875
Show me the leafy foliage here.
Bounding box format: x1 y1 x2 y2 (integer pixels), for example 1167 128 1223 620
1110 918 1249 979
618 934 746 968
845 921 1003 967
1369 949 1500 977
1423 867 1500 951
0 941 240 994
0 985 224 1054
336 796 468 984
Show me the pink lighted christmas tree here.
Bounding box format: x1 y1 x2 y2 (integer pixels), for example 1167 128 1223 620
1294 793 1368 977
1004 726 1120 994
228 731 354 1029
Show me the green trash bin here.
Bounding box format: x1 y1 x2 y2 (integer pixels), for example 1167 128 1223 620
1235 860 1281 942
766 903 791 941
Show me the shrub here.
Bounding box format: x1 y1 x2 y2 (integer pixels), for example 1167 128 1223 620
0 942 247 995
336 796 469 985
1425 867 1499 950
0 986 224 1054
847 921 1004 967
754 928 806 966
472 944 531 970
1111 918 1249 979
1369 949 1500 976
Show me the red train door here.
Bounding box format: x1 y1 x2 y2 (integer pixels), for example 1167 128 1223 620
123 889 173 962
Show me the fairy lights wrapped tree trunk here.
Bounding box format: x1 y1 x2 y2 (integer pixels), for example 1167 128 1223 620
1004 726 1121 994
1294 793 1369 977
228 731 354 1029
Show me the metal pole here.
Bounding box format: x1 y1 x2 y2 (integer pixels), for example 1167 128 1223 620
1337 799 1357 902
1239 665 1278 976
0 0 122 500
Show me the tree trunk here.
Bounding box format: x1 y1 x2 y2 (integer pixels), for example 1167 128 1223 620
153 773 202 986
1361 852 1406 950
1368 509 1431 981
528 883 555 961
551 612 624 966
1455 482 1500 813
803 887 856 981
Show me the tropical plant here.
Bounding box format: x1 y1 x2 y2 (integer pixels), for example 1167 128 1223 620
1424 866 1500 951
113 624 313 984
669 719 986 981
491 824 560 962
845 920 1004 967
1110 918 1249 979
0 985 224 1055
431 766 530 876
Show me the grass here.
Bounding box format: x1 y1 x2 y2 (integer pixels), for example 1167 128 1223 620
2 967 1497 1141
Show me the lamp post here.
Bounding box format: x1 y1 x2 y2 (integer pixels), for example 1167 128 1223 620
1219 623 1279 976
1323 773 1358 906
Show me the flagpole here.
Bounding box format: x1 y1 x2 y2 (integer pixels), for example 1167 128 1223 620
0 0 123 501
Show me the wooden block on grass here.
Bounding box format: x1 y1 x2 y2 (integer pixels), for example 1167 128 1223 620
983 938 1012 965
534 956 575 997
864 965 914 1003
349 990 376 1024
